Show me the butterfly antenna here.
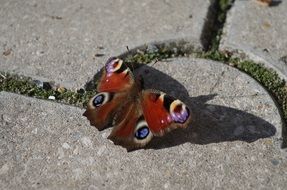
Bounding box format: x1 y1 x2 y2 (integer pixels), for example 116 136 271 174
150 58 159 67
125 45 135 71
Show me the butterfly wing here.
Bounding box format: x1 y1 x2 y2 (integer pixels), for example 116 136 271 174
141 90 192 136
97 57 135 92
108 90 192 150
108 99 153 150
83 57 135 130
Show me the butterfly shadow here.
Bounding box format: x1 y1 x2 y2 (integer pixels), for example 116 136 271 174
133 65 277 150
269 0 282 7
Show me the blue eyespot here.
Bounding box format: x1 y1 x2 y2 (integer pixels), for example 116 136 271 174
93 94 104 107
135 127 149 140
92 92 114 108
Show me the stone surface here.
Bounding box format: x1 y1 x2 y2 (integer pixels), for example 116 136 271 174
0 0 213 89
1 58 286 189
220 0 287 80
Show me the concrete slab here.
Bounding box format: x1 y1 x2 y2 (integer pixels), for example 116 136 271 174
0 0 213 89
0 58 286 189
220 0 287 81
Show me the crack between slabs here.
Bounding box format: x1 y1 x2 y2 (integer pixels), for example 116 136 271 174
209 70 225 94
217 94 268 100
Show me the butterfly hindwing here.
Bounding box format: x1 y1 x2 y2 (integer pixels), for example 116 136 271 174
141 90 192 136
108 100 153 150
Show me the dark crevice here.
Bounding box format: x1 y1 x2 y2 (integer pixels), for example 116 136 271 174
200 0 218 51
200 0 235 52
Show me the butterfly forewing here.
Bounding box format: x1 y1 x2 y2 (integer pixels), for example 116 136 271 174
83 91 128 130
97 57 134 92
83 57 135 130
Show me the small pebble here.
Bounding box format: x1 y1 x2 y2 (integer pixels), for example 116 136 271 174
48 96 56 100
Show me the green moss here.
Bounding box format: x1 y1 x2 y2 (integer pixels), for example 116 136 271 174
208 0 234 51
0 72 94 108
123 44 187 65
219 0 233 20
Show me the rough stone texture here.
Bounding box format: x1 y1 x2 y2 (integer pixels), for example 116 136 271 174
0 0 213 89
1 58 286 189
220 0 287 81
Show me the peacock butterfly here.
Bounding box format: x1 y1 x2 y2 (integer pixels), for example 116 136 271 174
83 57 192 150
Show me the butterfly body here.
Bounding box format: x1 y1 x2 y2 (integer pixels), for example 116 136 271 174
83 57 192 150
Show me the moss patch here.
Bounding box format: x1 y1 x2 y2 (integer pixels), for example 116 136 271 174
207 0 234 51
0 72 94 108
122 42 193 65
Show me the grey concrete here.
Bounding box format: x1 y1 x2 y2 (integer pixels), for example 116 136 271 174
0 0 212 89
1 58 286 189
220 0 287 81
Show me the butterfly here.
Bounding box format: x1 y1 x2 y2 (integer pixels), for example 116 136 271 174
83 57 192 150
